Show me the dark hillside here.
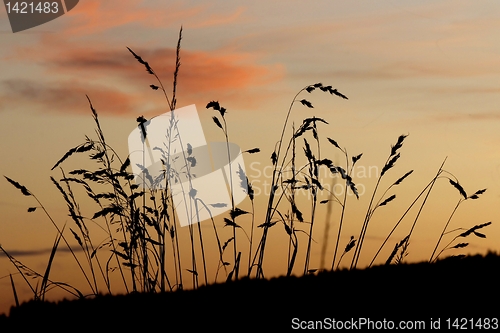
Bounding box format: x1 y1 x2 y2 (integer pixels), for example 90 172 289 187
2 252 498 331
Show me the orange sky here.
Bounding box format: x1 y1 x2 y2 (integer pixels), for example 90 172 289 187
1 0 500 315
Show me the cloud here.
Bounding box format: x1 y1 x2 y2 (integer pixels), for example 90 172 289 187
431 87 500 95
433 112 500 123
46 46 283 91
185 6 247 29
0 246 82 257
58 1 247 37
0 43 285 116
0 1 285 117
0 79 139 116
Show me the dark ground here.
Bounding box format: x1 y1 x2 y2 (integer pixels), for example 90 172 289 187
1 252 498 331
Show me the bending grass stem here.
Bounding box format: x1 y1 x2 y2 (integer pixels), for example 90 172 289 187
257 86 308 278
331 148 349 271
429 199 463 263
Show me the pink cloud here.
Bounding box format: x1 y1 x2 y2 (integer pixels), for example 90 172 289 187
46 45 282 90
0 1 283 116
59 1 247 36
1 43 285 116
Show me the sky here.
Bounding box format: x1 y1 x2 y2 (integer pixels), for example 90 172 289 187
1 0 500 315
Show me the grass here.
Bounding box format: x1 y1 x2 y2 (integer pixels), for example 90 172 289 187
0 27 495 322
2 252 499 330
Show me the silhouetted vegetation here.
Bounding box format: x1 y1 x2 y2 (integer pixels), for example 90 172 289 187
1 28 496 328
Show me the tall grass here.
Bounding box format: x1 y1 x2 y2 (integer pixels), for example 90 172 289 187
2 28 493 306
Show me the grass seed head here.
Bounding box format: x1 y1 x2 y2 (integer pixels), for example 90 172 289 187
393 170 414 186
327 137 341 150
212 116 223 129
299 99 313 108
4 176 31 196
245 148 260 154
126 47 154 74
449 179 467 199
379 194 396 207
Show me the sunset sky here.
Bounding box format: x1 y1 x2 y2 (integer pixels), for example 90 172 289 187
1 0 500 314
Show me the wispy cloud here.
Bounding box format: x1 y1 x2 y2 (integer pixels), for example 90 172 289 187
323 62 500 81
58 1 247 36
46 46 283 91
0 246 82 257
431 87 500 95
0 79 139 116
186 6 247 29
434 112 500 123
0 44 285 116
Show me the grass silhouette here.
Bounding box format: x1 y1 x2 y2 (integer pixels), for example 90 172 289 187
1 27 496 327
1 252 499 330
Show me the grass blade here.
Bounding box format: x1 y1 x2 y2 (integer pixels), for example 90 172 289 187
40 225 65 301
9 274 19 307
